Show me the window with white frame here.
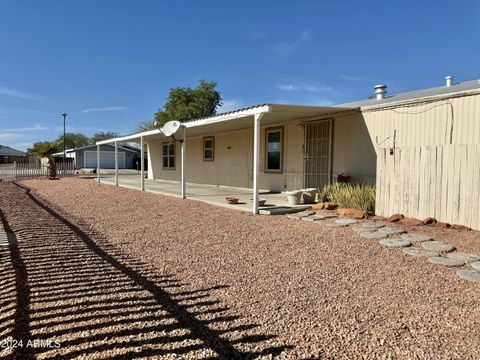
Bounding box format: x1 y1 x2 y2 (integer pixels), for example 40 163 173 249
265 127 283 172
203 136 214 161
162 143 175 169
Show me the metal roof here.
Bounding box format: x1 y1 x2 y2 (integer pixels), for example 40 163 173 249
338 79 480 108
54 143 140 155
0 145 27 157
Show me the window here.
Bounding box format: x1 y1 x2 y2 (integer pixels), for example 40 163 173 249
265 127 283 172
162 143 175 169
203 136 214 161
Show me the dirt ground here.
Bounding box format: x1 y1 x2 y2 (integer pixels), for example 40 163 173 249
0 178 479 359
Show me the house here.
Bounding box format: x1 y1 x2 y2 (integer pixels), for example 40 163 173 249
0 144 27 164
53 143 143 169
97 76 480 229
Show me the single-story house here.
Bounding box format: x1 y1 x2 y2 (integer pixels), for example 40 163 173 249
53 143 142 169
97 76 480 230
0 144 27 164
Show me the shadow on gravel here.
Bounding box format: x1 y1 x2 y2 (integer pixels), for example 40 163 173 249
0 182 290 359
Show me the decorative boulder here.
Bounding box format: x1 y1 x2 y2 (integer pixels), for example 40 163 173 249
324 203 339 210
423 217 436 225
312 203 325 210
435 222 451 229
337 208 365 219
399 218 424 226
387 214 404 223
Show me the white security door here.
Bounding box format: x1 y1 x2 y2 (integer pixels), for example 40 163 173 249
304 119 332 189
84 151 125 169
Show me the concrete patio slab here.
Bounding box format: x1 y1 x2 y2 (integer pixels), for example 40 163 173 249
97 174 307 213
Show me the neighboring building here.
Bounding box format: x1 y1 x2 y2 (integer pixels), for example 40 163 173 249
98 76 480 229
53 143 142 169
0 144 27 164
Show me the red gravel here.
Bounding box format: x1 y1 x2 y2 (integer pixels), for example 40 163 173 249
1 178 480 359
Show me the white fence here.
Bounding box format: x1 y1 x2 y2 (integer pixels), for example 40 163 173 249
0 162 75 181
376 144 480 230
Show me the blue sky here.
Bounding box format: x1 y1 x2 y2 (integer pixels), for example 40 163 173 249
0 0 479 151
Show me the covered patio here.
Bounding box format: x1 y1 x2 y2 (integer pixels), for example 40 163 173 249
98 173 295 212
95 103 357 214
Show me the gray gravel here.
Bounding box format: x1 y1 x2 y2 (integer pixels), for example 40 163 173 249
1 178 480 359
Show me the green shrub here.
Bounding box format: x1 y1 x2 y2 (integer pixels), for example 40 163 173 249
320 183 376 211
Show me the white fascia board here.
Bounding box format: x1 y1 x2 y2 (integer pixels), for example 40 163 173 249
184 105 271 129
96 129 163 145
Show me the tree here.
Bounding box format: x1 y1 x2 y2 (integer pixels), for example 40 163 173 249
153 80 222 127
90 131 119 144
136 121 157 132
27 141 58 179
55 133 90 150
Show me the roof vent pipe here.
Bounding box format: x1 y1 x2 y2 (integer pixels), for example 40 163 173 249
374 84 387 100
445 75 453 87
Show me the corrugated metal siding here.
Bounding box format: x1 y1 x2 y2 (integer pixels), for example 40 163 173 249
362 94 480 147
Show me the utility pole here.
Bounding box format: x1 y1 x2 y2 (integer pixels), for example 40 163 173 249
62 112 68 163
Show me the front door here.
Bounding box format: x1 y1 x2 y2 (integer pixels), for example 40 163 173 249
304 119 332 189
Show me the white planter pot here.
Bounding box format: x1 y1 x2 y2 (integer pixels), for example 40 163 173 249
286 190 302 205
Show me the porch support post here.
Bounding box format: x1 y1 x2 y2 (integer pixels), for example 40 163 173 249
181 127 186 199
114 141 118 186
97 144 100 183
253 113 263 214
140 136 145 191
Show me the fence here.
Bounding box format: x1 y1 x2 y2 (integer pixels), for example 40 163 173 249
376 144 480 230
0 162 75 182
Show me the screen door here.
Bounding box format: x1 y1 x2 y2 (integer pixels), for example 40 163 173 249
304 119 332 189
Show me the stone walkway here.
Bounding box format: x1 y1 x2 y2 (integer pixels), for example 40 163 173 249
285 211 480 284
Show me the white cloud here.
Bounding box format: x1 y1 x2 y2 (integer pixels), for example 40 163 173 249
80 106 125 113
0 86 42 100
217 99 246 113
0 124 48 132
277 81 337 94
269 31 312 54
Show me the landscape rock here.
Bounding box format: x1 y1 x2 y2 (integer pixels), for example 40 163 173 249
362 222 385 229
301 214 325 222
423 217 436 225
312 202 325 210
435 222 451 229
337 208 364 219
371 215 387 221
399 218 424 226
387 214 404 223
451 224 471 231
324 203 339 210
471 261 480 271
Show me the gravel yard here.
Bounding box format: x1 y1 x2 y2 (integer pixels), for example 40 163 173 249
1 178 480 359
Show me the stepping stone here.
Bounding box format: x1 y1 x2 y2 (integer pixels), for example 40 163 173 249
334 218 357 225
428 257 465 267
471 261 480 271
403 247 439 257
352 226 375 233
456 269 480 284
421 241 455 253
326 222 349 228
287 212 312 219
378 227 406 235
362 222 385 229
301 214 325 222
401 233 433 243
446 252 480 263
359 231 387 239
379 238 411 248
